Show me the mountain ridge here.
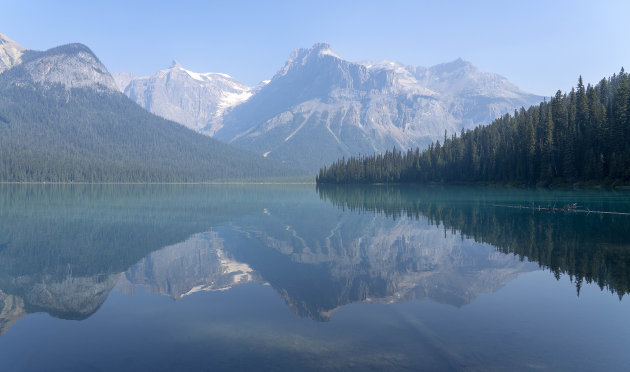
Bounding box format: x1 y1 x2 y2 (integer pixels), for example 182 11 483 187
114 61 265 135
0 34 300 182
216 44 543 171
117 43 543 171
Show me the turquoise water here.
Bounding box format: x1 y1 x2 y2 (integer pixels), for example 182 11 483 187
0 184 629 371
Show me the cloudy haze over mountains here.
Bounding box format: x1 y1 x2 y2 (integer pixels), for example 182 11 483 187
117 43 542 171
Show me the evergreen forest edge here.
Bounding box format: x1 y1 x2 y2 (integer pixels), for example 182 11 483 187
317 70 630 187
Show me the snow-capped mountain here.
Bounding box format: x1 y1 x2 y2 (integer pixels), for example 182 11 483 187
115 61 261 135
115 43 543 171
213 43 542 170
0 32 25 74
0 33 298 182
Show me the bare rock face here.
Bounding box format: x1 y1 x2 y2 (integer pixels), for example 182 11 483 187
215 43 542 171
21 43 118 91
112 71 135 92
0 33 25 74
116 61 259 135
0 36 119 92
117 43 542 171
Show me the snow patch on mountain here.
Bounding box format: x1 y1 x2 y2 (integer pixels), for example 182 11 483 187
114 42 542 171
119 62 255 134
0 32 25 74
216 43 543 171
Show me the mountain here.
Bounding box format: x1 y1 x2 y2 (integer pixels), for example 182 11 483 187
215 43 543 171
118 43 542 172
6 43 119 90
112 71 135 91
0 33 25 74
114 61 263 135
0 35 299 181
317 70 630 186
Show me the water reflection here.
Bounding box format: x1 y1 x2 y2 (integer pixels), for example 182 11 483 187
0 184 269 335
1 184 629 336
317 184 630 298
217 205 536 321
116 231 259 298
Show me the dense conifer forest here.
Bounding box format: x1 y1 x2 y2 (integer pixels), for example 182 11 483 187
317 70 630 186
317 184 630 298
0 82 299 182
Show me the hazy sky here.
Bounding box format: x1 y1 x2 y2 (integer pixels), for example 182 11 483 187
3 0 629 96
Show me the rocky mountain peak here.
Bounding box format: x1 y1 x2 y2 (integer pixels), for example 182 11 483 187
295 42 340 60
16 42 119 91
171 59 182 69
278 42 344 77
114 41 543 172
418 58 525 99
118 61 254 134
311 42 338 56
421 58 480 83
436 57 475 71
214 43 543 171
0 32 26 74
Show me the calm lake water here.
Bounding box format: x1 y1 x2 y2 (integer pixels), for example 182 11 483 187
0 184 629 371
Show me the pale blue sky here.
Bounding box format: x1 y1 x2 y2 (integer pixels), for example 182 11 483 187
2 0 629 96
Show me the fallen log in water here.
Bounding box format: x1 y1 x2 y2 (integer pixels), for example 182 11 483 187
492 203 630 216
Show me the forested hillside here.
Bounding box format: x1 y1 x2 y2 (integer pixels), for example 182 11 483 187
0 85 297 182
0 44 300 182
317 70 630 186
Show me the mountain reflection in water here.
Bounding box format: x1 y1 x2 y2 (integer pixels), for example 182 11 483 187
317 184 630 298
1 184 629 335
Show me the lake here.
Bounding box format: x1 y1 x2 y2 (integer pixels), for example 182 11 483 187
0 184 629 371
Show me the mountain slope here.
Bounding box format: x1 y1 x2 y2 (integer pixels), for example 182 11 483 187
0 33 25 74
114 61 260 135
115 43 541 172
0 39 299 182
214 43 542 171
316 71 630 185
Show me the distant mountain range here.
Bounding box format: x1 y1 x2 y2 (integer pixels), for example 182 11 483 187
0 33 297 182
116 43 543 171
0 31 545 177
